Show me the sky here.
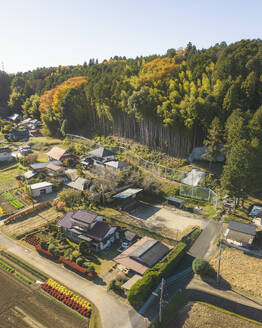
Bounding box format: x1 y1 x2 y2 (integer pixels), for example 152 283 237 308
0 0 261 73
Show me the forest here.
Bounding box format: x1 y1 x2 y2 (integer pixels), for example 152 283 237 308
1 39 262 201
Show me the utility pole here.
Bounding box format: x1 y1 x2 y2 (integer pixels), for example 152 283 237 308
159 278 165 324
217 225 223 285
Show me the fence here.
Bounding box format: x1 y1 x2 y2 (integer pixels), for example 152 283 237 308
66 134 219 206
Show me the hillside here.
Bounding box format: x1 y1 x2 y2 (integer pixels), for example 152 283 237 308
1 39 262 202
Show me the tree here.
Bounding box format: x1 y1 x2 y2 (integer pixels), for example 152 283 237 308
22 94 40 118
58 189 82 207
192 258 210 275
79 240 90 255
202 117 223 168
221 139 256 206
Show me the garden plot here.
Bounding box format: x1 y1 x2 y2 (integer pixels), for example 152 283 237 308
173 302 261 328
131 204 208 239
0 269 89 328
2 206 59 238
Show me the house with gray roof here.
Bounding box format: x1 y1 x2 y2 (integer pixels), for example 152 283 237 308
57 210 118 251
225 220 257 247
67 177 91 191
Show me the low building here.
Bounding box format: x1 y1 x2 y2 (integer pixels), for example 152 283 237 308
165 196 184 209
30 160 62 172
0 147 12 162
46 163 65 176
7 129 29 141
67 177 91 191
64 169 79 181
46 146 72 162
23 170 38 179
113 188 143 211
105 160 128 172
29 181 53 197
225 220 257 247
89 147 115 162
114 237 171 275
57 210 118 251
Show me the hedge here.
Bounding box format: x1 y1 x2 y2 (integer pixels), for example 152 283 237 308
60 257 87 274
128 242 187 307
16 272 32 284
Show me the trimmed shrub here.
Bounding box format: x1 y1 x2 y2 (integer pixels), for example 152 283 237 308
192 258 210 275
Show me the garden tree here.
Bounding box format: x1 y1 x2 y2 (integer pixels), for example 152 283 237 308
192 258 210 275
8 90 25 111
22 94 40 118
48 243 60 257
79 240 90 255
0 71 11 105
58 189 82 207
221 139 256 206
202 117 223 167
224 109 248 150
40 240 48 250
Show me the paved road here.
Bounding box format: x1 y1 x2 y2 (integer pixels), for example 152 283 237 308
186 278 262 322
0 232 146 328
188 221 222 259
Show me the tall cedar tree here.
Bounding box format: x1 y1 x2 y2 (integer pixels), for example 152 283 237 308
202 117 223 168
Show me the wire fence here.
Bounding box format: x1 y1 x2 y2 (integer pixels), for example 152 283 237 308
66 134 219 206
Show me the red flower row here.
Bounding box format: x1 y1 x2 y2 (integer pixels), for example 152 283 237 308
41 283 91 317
59 257 87 274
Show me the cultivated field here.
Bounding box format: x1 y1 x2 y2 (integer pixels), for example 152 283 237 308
2 206 59 238
210 247 262 298
173 302 262 328
0 268 89 328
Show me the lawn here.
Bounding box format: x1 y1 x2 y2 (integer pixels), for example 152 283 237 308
173 302 262 328
210 247 262 298
0 163 26 185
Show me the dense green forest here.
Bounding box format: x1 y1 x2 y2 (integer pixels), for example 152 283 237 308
1 39 262 200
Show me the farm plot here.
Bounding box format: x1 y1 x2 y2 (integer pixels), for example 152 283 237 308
173 302 262 328
2 192 24 209
210 247 262 298
0 268 89 328
2 206 59 238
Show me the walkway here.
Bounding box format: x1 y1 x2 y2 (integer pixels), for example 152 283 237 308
0 232 146 328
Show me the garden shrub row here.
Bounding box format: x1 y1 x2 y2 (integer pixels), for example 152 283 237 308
60 257 87 274
127 242 187 307
35 245 57 260
0 259 15 273
0 251 47 281
16 272 32 284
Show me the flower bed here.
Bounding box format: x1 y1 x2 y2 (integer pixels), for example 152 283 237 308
59 257 87 274
35 245 57 260
24 234 40 247
41 279 92 318
2 192 24 209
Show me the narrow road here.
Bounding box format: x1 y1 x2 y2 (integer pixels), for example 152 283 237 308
188 221 221 259
186 278 262 322
0 232 146 328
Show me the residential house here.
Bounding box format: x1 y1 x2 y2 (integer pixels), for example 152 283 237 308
46 163 65 177
88 147 115 165
67 177 91 191
57 210 118 251
7 129 29 141
0 147 12 162
225 220 257 247
29 181 53 197
23 170 38 180
114 236 171 275
46 146 73 163
29 160 62 173
105 160 128 172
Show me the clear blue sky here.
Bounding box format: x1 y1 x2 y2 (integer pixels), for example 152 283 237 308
1 0 261 73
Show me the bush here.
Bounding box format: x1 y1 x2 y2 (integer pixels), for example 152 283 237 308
192 258 210 275
40 240 48 250
128 242 187 307
58 189 82 207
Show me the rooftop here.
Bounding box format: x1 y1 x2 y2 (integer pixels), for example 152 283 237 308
228 220 257 236
114 236 171 275
105 160 128 169
46 163 64 172
57 210 99 230
30 160 62 171
122 274 142 290
46 146 67 161
29 181 53 190
89 147 114 158
67 177 91 191
113 188 143 199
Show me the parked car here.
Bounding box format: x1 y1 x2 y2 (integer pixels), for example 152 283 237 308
117 241 130 253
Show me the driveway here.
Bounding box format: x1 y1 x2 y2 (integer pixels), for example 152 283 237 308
0 232 146 328
187 221 222 259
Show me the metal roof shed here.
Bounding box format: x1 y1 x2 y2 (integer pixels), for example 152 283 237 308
113 188 143 199
29 181 53 197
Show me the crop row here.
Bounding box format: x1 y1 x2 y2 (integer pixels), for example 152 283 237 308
0 259 15 273
0 251 47 281
16 272 32 284
2 192 24 209
41 279 92 318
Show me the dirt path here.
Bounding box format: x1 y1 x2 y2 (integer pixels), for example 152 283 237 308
0 232 146 328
